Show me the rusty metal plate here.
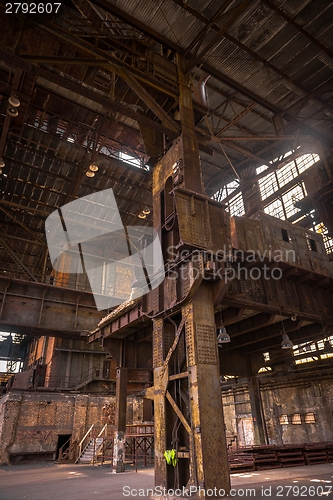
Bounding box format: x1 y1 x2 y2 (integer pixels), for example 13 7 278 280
196 324 217 365
208 204 231 252
185 322 196 367
146 287 159 315
175 193 209 249
153 318 163 368
183 303 195 366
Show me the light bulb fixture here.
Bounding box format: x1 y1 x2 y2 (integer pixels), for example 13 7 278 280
7 106 18 117
8 95 20 107
291 314 297 322
89 163 98 172
85 170 95 178
142 207 150 215
281 332 293 349
0 158 4 168
217 326 230 345
138 212 146 219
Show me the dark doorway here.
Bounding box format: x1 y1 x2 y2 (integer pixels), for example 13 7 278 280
143 399 153 422
56 434 71 460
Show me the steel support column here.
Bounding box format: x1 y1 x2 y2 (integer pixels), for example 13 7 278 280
183 284 230 494
113 367 128 473
247 376 267 445
152 283 230 496
149 54 231 497
176 54 203 194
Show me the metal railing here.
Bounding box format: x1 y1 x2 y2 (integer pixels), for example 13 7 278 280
58 423 154 467
44 367 109 390
75 424 95 463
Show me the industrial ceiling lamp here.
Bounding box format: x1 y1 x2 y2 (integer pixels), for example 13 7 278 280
217 326 230 345
8 95 20 108
89 163 98 172
217 309 230 345
281 332 293 349
85 170 95 178
7 106 18 117
137 189 148 219
0 158 5 168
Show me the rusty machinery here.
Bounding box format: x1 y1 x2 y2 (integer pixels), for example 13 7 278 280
89 56 333 497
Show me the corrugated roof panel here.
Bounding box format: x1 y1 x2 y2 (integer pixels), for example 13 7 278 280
229 3 281 48
108 0 204 50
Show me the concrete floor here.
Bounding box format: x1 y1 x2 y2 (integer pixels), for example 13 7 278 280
0 462 333 500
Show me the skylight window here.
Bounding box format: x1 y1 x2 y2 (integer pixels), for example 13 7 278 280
227 192 245 217
313 223 333 254
257 152 320 221
119 152 142 168
213 180 239 202
264 198 285 219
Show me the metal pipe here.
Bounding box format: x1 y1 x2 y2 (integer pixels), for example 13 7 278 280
197 72 210 108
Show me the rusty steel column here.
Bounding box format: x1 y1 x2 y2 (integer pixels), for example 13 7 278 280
176 53 203 194
150 54 231 496
113 367 128 473
183 283 230 495
153 318 168 488
248 376 267 445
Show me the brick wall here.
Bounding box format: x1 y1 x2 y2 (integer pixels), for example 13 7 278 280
0 391 144 464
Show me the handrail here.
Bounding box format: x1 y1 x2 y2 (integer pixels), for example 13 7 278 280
79 424 94 447
58 435 72 461
76 423 94 462
97 424 107 438
58 437 79 463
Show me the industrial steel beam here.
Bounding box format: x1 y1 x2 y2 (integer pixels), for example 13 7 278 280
0 50 177 139
0 276 104 338
0 207 45 246
117 67 180 134
172 0 333 116
0 236 38 282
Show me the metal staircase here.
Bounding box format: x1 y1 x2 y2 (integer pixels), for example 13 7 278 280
57 424 109 464
75 424 109 464
77 437 104 464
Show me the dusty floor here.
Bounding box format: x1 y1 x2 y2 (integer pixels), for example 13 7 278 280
0 462 333 499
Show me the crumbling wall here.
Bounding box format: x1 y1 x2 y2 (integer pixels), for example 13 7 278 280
261 377 333 445
222 373 333 447
0 392 144 464
0 393 22 464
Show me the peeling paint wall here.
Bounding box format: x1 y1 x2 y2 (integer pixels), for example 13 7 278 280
0 391 144 464
222 373 333 447
261 378 333 445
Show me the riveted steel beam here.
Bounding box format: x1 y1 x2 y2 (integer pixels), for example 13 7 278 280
0 276 103 338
